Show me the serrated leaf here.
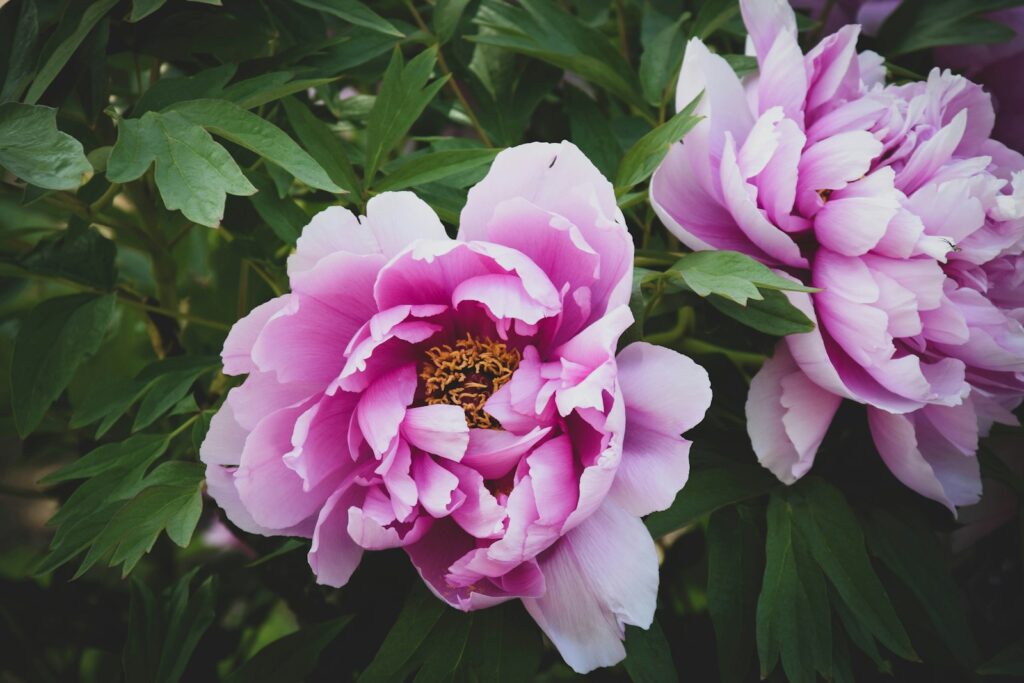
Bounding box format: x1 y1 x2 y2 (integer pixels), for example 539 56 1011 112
107 111 257 227
624 619 678 683
0 103 92 190
76 462 204 577
41 433 171 485
133 358 217 431
668 250 815 305
292 0 404 37
615 95 702 191
11 293 116 436
20 222 117 289
23 0 119 104
281 96 361 196
374 148 500 192
707 506 762 683
709 290 816 336
225 616 353 683
645 463 776 537
787 479 917 662
364 48 449 183
169 99 343 193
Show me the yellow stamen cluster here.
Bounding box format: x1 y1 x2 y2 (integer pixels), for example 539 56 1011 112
419 334 521 429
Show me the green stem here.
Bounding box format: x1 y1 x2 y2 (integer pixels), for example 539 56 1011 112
677 337 766 367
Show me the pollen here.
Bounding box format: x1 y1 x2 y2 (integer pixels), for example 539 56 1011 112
419 334 521 429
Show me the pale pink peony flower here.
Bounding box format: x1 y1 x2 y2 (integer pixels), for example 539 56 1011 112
201 141 712 673
651 0 1024 512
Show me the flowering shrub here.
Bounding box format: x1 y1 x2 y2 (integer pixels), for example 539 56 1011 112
1 1 1021 681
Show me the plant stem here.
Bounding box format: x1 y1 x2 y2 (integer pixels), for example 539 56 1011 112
678 337 766 367
403 0 494 147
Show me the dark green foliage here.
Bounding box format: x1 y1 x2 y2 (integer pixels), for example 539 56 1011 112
0 1 1020 682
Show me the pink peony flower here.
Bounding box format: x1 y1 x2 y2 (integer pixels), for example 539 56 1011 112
201 141 712 672
651 0 1024 511
794 0 1024 151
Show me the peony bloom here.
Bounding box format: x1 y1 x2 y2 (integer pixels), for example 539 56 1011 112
651 0 1024 511
202 141 711 672
794 0 1024 151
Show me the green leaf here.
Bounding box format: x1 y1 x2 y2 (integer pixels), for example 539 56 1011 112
709 290 816 336
564 86 622 181
281 96 361 196
76 462 204 577
691 0 740 40
133 357 217 431
359 583 448 682
24 0 119 104
434 0 473 43
615 95 702 191
41 433 171 485
374 148 500 192
132 64 237 117
786 479 917 662
639 13 687 106
222 72 337 110
123 571 216 683
130 0 167 22
756 493 832 683
246 167 306 244
11 293 116 436
645 463 777 538
169 99 343 193
364 48 449 183
473 0 644 106
624 619 678 683
978 637 1024 677
20 222 117 289
863 508 977 668
459 602 542 682
707 506 762 683
292 0 404 37
225 616 353 683
107 111 257 227
0 0 40 103
0 103 92 190
876 0 1024 55
412 611 473 682
667 250 816 305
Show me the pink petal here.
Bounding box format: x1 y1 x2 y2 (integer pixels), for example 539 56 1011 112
222 297 289 375
868 406 981 513
460 425 551 480
814 169 901 256
308 486 364 587
522 501 658 674
365 191 447 258
284 391 359 491
356 364 418 457
235 401 342 529
402 404 470 461
288 206 379 277
412 453 462 518
746 344 842 484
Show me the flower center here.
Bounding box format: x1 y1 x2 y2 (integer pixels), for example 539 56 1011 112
419 334 521 429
